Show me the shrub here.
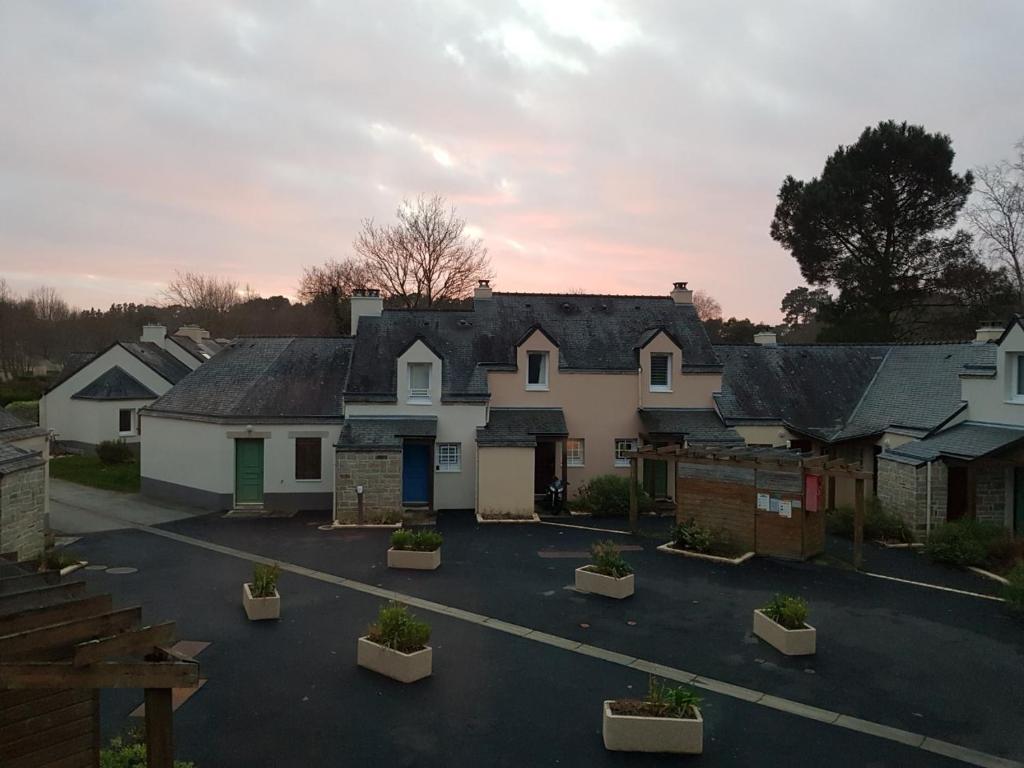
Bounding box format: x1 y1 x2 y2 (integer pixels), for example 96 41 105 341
5 400 39 424
589 539 632 578
251 563 280 598
671 518 714 553
571 474 652 517
390 529 442 551
1004 564 1024 613
367 601 431 653
924 520 1008 568
762 594 808 630
42 548 80 571
826 498 913 543
101 732 195 768
96 439 134 466
645 675 701 719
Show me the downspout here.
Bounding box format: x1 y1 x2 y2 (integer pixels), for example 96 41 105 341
925 460 933 540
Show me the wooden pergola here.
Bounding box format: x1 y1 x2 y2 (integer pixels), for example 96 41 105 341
629 444 874 567
0 556 199 768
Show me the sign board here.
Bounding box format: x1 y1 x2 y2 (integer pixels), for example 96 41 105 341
756 493 770 511
780 500 792 518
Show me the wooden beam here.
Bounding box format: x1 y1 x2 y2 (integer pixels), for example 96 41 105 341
0 594 113 637
628 457 638 534
0 606 141 658
0 660 199 689
853 477 865 571
0 581 87 615
0 571 61 594
73 622 176 667
145 688 174 768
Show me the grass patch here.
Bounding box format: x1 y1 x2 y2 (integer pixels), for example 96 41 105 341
50 454 140 493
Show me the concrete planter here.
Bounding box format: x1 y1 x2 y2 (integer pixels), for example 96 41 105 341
602 701 703 754
475 512 540 524
243 583 281 621
575 566 634 599
387 547 441 570
657 542 755 565
752 609 816 656
357 636 432 683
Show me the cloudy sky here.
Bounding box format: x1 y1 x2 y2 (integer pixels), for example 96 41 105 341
1 1 1022 320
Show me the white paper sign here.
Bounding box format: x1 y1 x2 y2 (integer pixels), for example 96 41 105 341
769 497 782 513
780 500 792 518
756 493 770 511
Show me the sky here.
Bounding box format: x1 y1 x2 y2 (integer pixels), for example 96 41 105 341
1 1 1022 321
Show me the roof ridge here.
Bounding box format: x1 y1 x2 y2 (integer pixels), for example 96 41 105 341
835 347 894 440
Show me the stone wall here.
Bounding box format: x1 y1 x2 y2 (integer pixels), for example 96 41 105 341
335 450 403 523
0 464 46 560
876 458 947 536
975 465 1009 526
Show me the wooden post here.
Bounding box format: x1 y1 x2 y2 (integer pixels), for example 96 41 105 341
827 474 836 512
628 457 638 534
853 477 865 571
145 687 174 768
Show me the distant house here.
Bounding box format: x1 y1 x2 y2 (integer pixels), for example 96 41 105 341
140 337 353 512
40 325 215 451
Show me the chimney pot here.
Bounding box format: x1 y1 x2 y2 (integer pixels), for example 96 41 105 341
974 324 1004 343
670 281 693 305
350 288 383 334
754 331 778 346
474 280 493 302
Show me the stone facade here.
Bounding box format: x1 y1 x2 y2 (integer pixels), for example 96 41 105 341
876 458 947 536
975 465 1009 526
335 450 403 523
0 464 46 560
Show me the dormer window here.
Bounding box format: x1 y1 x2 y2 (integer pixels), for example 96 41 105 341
527 351 549 390
408 362 432 403
649 353 672 392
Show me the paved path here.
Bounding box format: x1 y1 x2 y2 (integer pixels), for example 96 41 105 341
49 478 207 533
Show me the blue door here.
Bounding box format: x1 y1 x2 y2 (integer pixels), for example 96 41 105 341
402 443 431 504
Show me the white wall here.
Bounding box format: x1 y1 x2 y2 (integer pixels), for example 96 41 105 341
141 416 340 503
41 345 176 446
961 325 1024 426
346 339 487 510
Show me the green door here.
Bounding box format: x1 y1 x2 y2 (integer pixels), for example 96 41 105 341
643 458 668 499
1015 468 1024 536
235 439 264 505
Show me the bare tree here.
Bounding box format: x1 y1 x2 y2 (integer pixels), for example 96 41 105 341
297 258 372 304
692 289 722 321
354 195 493 308
161 271 240 326
28 286 72 322
966 141 1024 309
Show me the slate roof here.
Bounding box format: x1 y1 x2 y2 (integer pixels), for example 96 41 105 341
49 353 97 389
638 409 743 444
71 366 157 401
0 409 47 442
336 416 438 451
345 293 720 402
171 334 223 362
121 342 192 384
146 337 353 422
882 422 1024 466
714 345 888 440
0 443 44 475
476 407 568 447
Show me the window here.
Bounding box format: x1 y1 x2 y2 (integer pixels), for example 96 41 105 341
649 353 671 391
118 408 133 435
1015 354 1024 399
436 442 461 472
527 351 549 389
408 362 432 402
614 438 637 467
295 437 322 481
566 438 585 467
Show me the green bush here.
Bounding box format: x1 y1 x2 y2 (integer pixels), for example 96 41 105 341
589 539 633 578
645 675 701 719
96 439 134 466
4 400 39 424
391 529 442 551
1004 564 1024 613
101 732 195 768
42 548 81 571
762 594 809 630
671 518 714 553
367 601 431 653
0 379 45 407
924 520 1009 568
571 474 652 517
826 498 913 543
251 563 280 598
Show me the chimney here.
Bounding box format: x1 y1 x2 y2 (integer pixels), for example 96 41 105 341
974 324 1003 343
175 324 211 344
754 331 778 346
350 288 383 334
670 281 693 305
141 324 167 348
474 279 493 302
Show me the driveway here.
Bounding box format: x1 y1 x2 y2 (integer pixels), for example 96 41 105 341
49 478 208 533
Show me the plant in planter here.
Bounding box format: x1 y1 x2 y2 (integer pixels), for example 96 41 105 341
603 676 703 754
575 540 635 599
357 600 432 683
387 529 442 570
753 594 816 655
658 518 754 564
243 563 281 621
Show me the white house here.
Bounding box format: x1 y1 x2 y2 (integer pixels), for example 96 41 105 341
140 336 353 512
40 325 204 451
